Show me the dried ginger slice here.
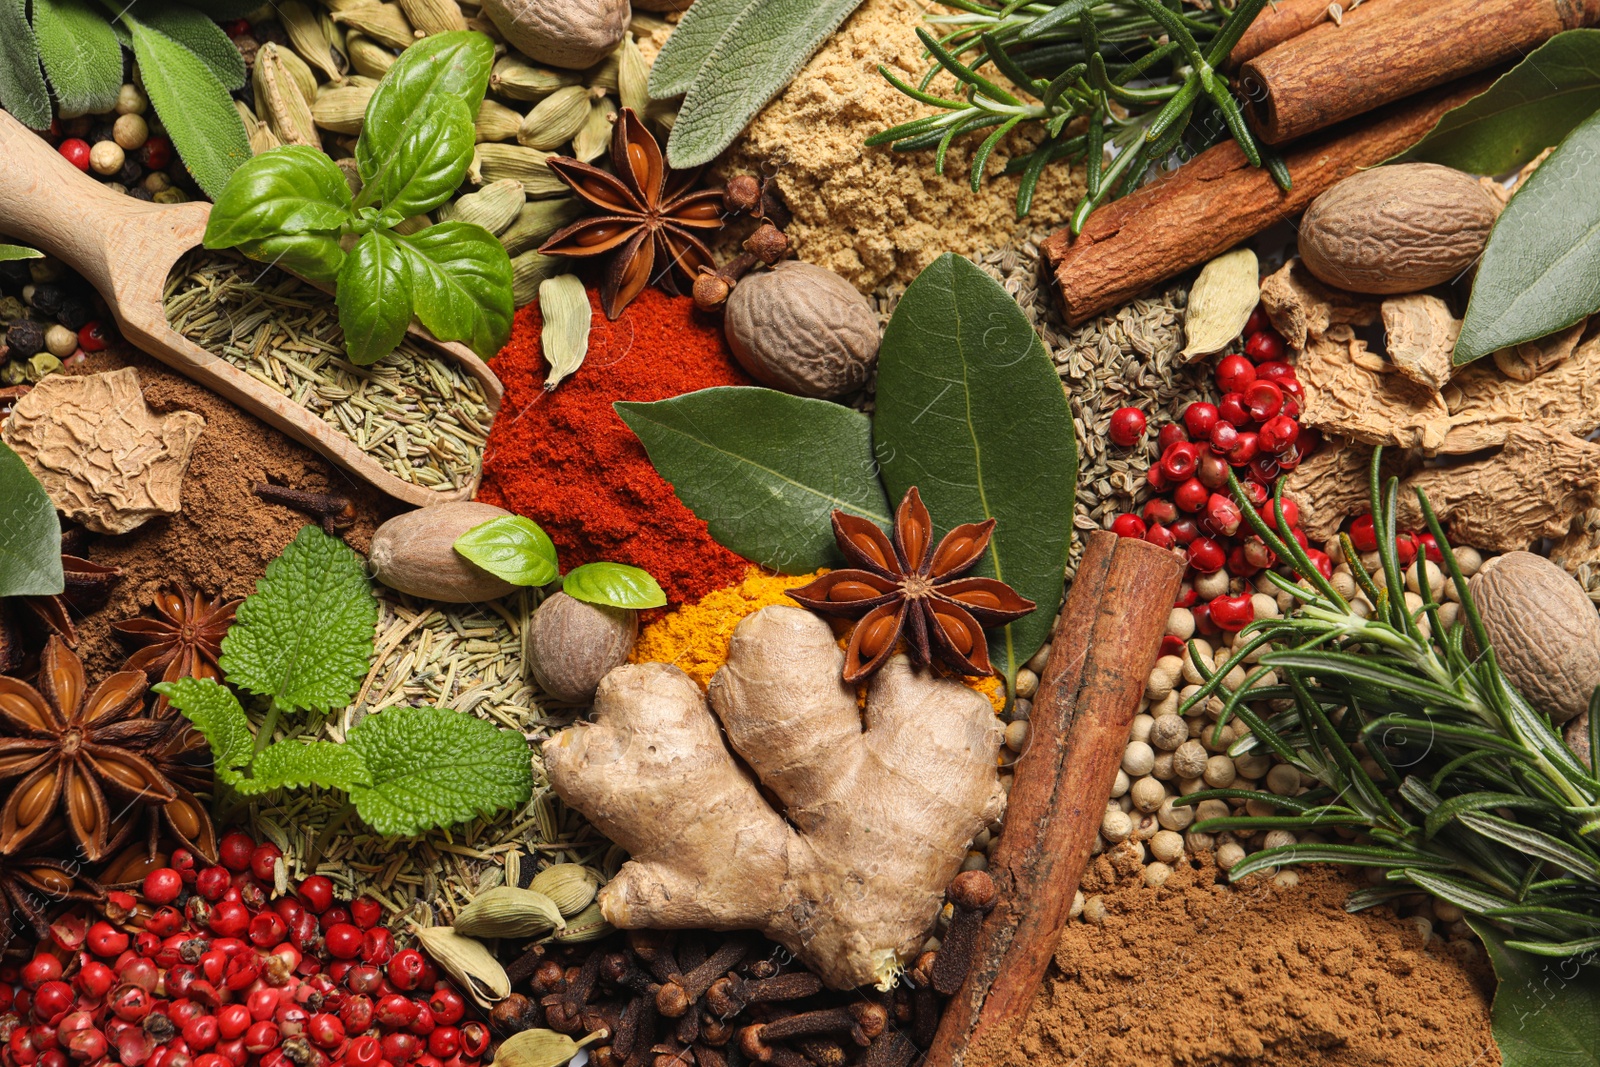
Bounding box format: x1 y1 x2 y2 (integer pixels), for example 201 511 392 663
1258 258 1378 350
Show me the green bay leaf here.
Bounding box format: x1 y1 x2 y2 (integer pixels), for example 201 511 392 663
562 562 665 609
873 253 1076 683
1469 917 1600 1067
339 230 413 366
0 440 63 597
1456 109 1600 364
647 0 755 99
137 2 247 91
0 0 50 129
614 386 892 573
1397 30 1600 176
33 0 122 117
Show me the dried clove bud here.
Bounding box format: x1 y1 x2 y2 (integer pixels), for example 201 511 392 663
725 175 761 215
931 869 997 996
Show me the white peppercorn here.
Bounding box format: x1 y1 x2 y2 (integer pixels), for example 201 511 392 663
115 83 147 115
1201 723 1235 753
961 851 988 872
1202 755 1237 789
1331 567 1357 600
1456 546 1483 577
1122 740 1156 777
1014 668 1039 699
1149 714 1188 751
1151 753 1175 781
1434 900 1463 923
1262 829 1298 851
1266 764 1301 795
1157 796 1193 831
1194 569 1229 598
1069 890 1084 920
1250 593 1280 620
1173 740 1208 779
1220 663 1249 692
1110 768 1131 797
1185 829 1215 852
1146 667 1175 702
1272 870 1300 888
1128 714 1155 744
1437 602 1460 630
1130 776 1166 814
1026 643 1051 673
1233 752 1271 779
1149 691 1180 718
1143 862 1173 889
1133 813 1160 841
89 140 125 176
113 113 149 151
1004 719 1030 752
1181 647 1214 686
43 324 78 358
1116 793 1134 813
1194 798 1230 823
1245 797 1277 818
1177 776 1207 796
1149 829 1184 864
1166 607 1195 640
1082 895 1107 924
1215 842 1246 870
1101 809 1133 844
1406 560 1445 599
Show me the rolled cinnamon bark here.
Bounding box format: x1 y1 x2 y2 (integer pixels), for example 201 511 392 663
1228 0 1358 67
1242 0 1600 143
923 531 1184 1067
1040 75 1492 327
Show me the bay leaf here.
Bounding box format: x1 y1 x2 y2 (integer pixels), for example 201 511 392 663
1468 917 1600 1067
32 0 122 117
0 440 64 597
1181 246 1259 360
1455 109 1600 365
537 274 589 391
1396 30 1600 176
873 253 1076 684
0 0 50 130
614 386 892 574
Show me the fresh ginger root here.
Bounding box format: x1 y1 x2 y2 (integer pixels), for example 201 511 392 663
543 605 1006 989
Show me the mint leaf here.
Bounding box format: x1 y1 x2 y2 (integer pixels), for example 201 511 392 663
355 95 475 220
33 0 122 117
232 739 371 796
394 222 514 359
0 0 50 130
339 230 413 366
0 440 63 597
219 525 377 714
453 516 558 587
158 677 255 786
562 562 665 609
346 706 532 836
358 31 493 187
204 146 354 249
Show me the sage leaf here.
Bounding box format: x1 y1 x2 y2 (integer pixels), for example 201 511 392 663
124 13 252 198
33 0 122 117
204 146 354 249
647 0 753 99
0 440 63 597
1397 30 1600 176
562 562 665 610
339 231 413 366
0 0 50 129
235 233 346 284
663 0 867 168
873 253 1077 684
138 2 247 91
394 222 514 359
1455 109 1600 364
357 95 476 220
0 244 41 262
537 274 590 391
359 31 494 187
614 386 893 573
168 0 263 20
453 515 559 588
1468 918 1600 1067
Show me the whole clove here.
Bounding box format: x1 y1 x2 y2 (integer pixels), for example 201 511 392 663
931 869 997 996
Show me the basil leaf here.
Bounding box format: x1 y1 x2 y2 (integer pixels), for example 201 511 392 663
1456 109 1600 364
123 13 251 198
664 0 866 168
138 2 246 91
873 253 1077 683
562 562 666 609
33 0 122 117
1468 918 1600 1067
614 386 892 573
356 95 475 220
338 231 413 366
647 0 754 98
394 222 513 358
0 0 50 129
453 515 559 587
1397 30 1600 176
358 31 493 186
0 244 42 262
204 146 354 249
235 232 346 283
0 440 64 597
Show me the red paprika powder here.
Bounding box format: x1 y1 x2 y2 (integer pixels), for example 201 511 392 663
476 288 755 605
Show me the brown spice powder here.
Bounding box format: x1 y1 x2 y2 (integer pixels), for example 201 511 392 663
1009 854 1499 1067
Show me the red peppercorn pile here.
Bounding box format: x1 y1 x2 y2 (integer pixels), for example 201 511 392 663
0 831 488 1067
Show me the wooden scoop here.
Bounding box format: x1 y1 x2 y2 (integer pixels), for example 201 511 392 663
0 109 502 507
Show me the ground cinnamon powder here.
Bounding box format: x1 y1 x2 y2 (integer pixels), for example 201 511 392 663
1009 852 1499 1067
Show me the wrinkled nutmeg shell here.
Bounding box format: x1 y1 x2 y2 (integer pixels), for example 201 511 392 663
1469 550 1600 724
527 591 638 703
480 0 627 70
369 502 520 604
724 261 880 399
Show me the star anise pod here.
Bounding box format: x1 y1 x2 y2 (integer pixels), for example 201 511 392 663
0 637 176 862
111 588 240 717
0 846 103 951
789 488 1036 684
105 719 219 868
22 552 123 648
538 108 726 320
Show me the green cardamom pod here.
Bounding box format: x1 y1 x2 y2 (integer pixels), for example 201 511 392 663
499 199 582 256
397 0 466 36
474 144 568 198
490 57 579 102
280 0 344 82
548 901 611 944
490 1029 606 1067
331 3 417 51
312 84 374 135
527 863 600 918
511 251 567 308
454 886 565 938
440 180 527 236
517 86 592 152
254 44 319 148
475 100 523 143
585 50 619 93
570 97 616 164
410 925 510 1009
618 35 649 116
536 277 591 392
346 34 396 79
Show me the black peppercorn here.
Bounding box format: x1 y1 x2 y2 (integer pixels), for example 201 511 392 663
88 121 117 146
55 295 93 331
117 159 143 186
6 319 45 358
0 261 30 289
130 187 155 202
27 283 65 316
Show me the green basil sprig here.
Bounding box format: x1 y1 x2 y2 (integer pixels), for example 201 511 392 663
452 516 665 609
203 32 512 365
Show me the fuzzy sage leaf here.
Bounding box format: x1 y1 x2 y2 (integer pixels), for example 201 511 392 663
33 0 122 117
137 2 247 91
0 0 50 129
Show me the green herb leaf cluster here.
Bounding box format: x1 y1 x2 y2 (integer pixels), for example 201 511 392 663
866 0 1280 224
0 440 64 597
160 525 533 836
452 516 666 609
204 32 513 365
0 0 250 197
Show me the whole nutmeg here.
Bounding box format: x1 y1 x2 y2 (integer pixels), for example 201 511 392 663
1297 163 1501 294
1469 551 1600 724
480 0 628 70
526 591 638 703
369 501 520 604
724 260 879 399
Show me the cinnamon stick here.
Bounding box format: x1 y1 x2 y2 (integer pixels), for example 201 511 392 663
923 531 1184 1067
1041 75 1492 327
1227 0 1364 67
1242 0 1600 143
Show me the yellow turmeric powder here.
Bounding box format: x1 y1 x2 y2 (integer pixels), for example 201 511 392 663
631 568 1006 713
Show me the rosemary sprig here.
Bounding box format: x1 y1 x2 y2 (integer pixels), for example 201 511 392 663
866 0 1286 224
1174 450 1600 956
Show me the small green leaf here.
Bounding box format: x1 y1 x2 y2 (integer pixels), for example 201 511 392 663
157 677 255 786
346 705 533 836
394 222 513 359
219 525 377 714
123 13 252 198
0 244 42 261
1469 917 1600 1067
1396 30 1600 175
356 95 475 220
647 0 754 98
1456 109 1600 364
614 386 891 573
236 233 347 284
137 2 246 91
33 0 122 117
453 515 558 587
204 146 354 249
338 230 413 366
561 562 665 609
874 254 1077 682
0 0 50 129
358 31 493 186
0 441 63 597
232 739 372 796
664 0 867 168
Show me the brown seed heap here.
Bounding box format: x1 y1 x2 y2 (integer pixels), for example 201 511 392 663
112 587 240 717
788 488 1034 682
